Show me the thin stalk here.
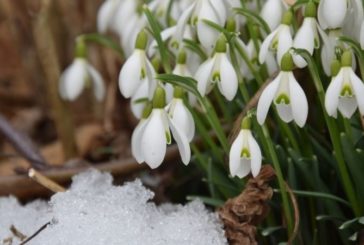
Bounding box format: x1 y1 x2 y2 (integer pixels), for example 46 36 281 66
259 125 294 235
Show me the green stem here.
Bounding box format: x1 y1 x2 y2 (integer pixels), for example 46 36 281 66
259 125 294 235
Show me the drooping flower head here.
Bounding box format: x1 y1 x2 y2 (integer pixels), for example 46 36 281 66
229 116 262 178
257 52 308 127
259 10 293 67
119 29 156 99
293 1 325 68
59 38 105 101
260 0 287 31
325 51 364 118
131 87 191 168
195 34 238 101
318 0 348 30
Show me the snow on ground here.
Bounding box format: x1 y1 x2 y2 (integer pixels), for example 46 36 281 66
0 169 227 245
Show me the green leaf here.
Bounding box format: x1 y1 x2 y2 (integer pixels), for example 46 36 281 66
233 7 270 34
274 188 351 207
186 195 224 207
133 97 149 104
143 6 172 73
316 215 344 222
79 33 124 57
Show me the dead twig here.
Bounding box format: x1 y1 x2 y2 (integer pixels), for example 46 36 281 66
28 168 66 192
285 182 300 245
0 113 47 170
10 225 27 241
19 222 51 245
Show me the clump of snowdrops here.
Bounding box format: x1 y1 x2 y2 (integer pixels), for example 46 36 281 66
59 0 364 243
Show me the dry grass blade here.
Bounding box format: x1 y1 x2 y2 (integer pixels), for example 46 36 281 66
28 168 66 193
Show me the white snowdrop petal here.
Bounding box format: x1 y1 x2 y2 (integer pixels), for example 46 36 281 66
168 117 191 165
219 55 238 101
145 59 157 99
338 97 358 118
276 104 294 122
277 26 293 66
260 0 284 31
119 50 143 98
87 64 105 101
293 18 315 68
248 133 262 178
229 131 244 177
141 110 167 168
235 159 252 178
131 120 147 163
256 74 281 125
259 28 279 64
350 70 364 115
325 70 344 117
289 73 308 127
195 58 215 96
131 79 149 119
175 3 196 43
209 0 226 25
60 59 87 101
170 100 195 142
318 0 347 29
97 0 116 33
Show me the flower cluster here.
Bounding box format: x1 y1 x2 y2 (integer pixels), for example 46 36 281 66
58 0 364 180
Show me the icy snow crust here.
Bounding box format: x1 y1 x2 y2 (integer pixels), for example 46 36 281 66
0 169 227 245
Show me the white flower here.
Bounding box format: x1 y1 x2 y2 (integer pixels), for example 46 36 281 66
119 43 156 99
131 108 191 168
293 2 324 68
259 12 293 66
318 0 347 30
257 56 308 127
174 0 227 51
229 129 262 178
97 0 122 33
195 37 238 101
165 54 198 106
325 66 364 118
59 58 105 101
166 98 195 142
260 0 286 31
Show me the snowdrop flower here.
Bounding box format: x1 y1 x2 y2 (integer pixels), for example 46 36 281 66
195 35 238 101
131 87 191 168
59 41 105 101
260 0 286 31
229 117 262 178
113 0 147 56
318 0 347 30
165 50 197 106
259 10 293 66
293 2 323 68
325 51 364 118
97 0 122 33
257 52 308 127
175 0 227 51
166 87 195 142
119 30 156 99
